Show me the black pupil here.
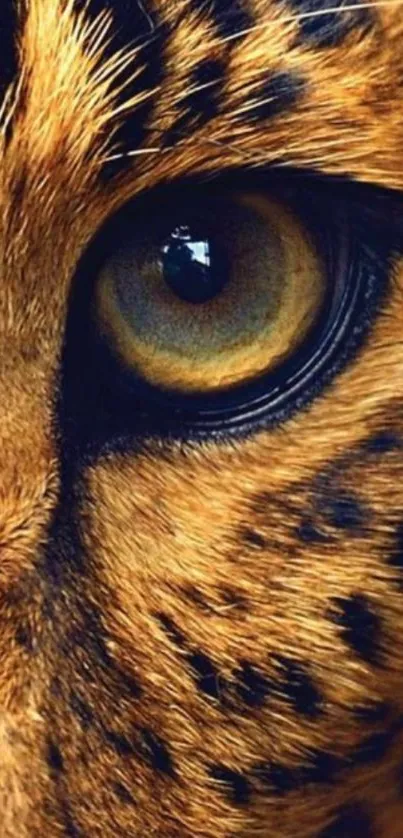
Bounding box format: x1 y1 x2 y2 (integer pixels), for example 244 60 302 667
162 224 228 304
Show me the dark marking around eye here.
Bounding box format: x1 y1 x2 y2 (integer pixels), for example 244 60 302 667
190 0 254 39
140 728 176 777
209 764 251 804
104 729 136 758
188 651 224 700
318 804 374 838
277 657 323 717
112 781 136 805
286 0 375 49
329 594 382 664
47 740 64 775
70 692 94 730
234 661 272 707
388 522 403 587
243 72 306 122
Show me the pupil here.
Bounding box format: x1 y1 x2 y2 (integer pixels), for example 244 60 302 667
161 224 228 304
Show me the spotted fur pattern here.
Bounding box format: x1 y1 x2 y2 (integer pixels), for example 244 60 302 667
1 1 403 836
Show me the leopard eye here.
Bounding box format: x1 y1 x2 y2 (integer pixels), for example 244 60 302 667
95 190 325 394
62 175 392 445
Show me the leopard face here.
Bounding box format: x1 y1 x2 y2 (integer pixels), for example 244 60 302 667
1 1 403 836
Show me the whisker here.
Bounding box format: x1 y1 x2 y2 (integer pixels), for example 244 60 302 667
220 0 403 45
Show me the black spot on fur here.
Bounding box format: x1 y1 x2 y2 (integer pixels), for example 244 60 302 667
299 749 345 785
388 521 403 587
330 594 382 664
234 661 272 707
297 518 329 544
287 0 375 49
253 761 299 794
47 740 64 774
243 72 305 122
188 651 223 700
353 701 390 725
363 431 400 454
164 57 226 146
15 624 35 652
156 612 187 647
241 528 267 549
190 0 253 39
140 728 176 777
320 491 367 532
351 729 394 766
112 781 136 805
61 804 82 838
104 729 135 757
70 692 94 730
277 657 323 717
209 764 251 804
0 0 19 101
319 804 374 837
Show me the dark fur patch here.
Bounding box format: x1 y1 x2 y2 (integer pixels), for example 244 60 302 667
253 761 299 794
318 804 374 837
363 431 401 454
234 661 272 707
112 781 136 805
209 764 251 804
241 527 267 549
188 651 224 700
296 518 329 544
243 72 305 122
70 692 94 730
353 701 391 725
319 490 367 532
140 728 176 777
299 749 345 785
277 657 323 717
329 594 382 664
47 740 64 775
104 729 136 757
164 58 226 146
287 0 375 49
190 0 253 39
156 612 187 646
15 624 35 652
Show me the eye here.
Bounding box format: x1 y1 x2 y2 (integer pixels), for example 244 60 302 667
95 190 325 394
62 174 393 446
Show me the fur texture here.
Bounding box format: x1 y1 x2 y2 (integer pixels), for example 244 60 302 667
1 1 403 835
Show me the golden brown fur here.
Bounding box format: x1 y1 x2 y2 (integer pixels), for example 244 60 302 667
1 0 403 835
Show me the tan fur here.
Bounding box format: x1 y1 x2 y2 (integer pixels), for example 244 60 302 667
1 0 403 835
